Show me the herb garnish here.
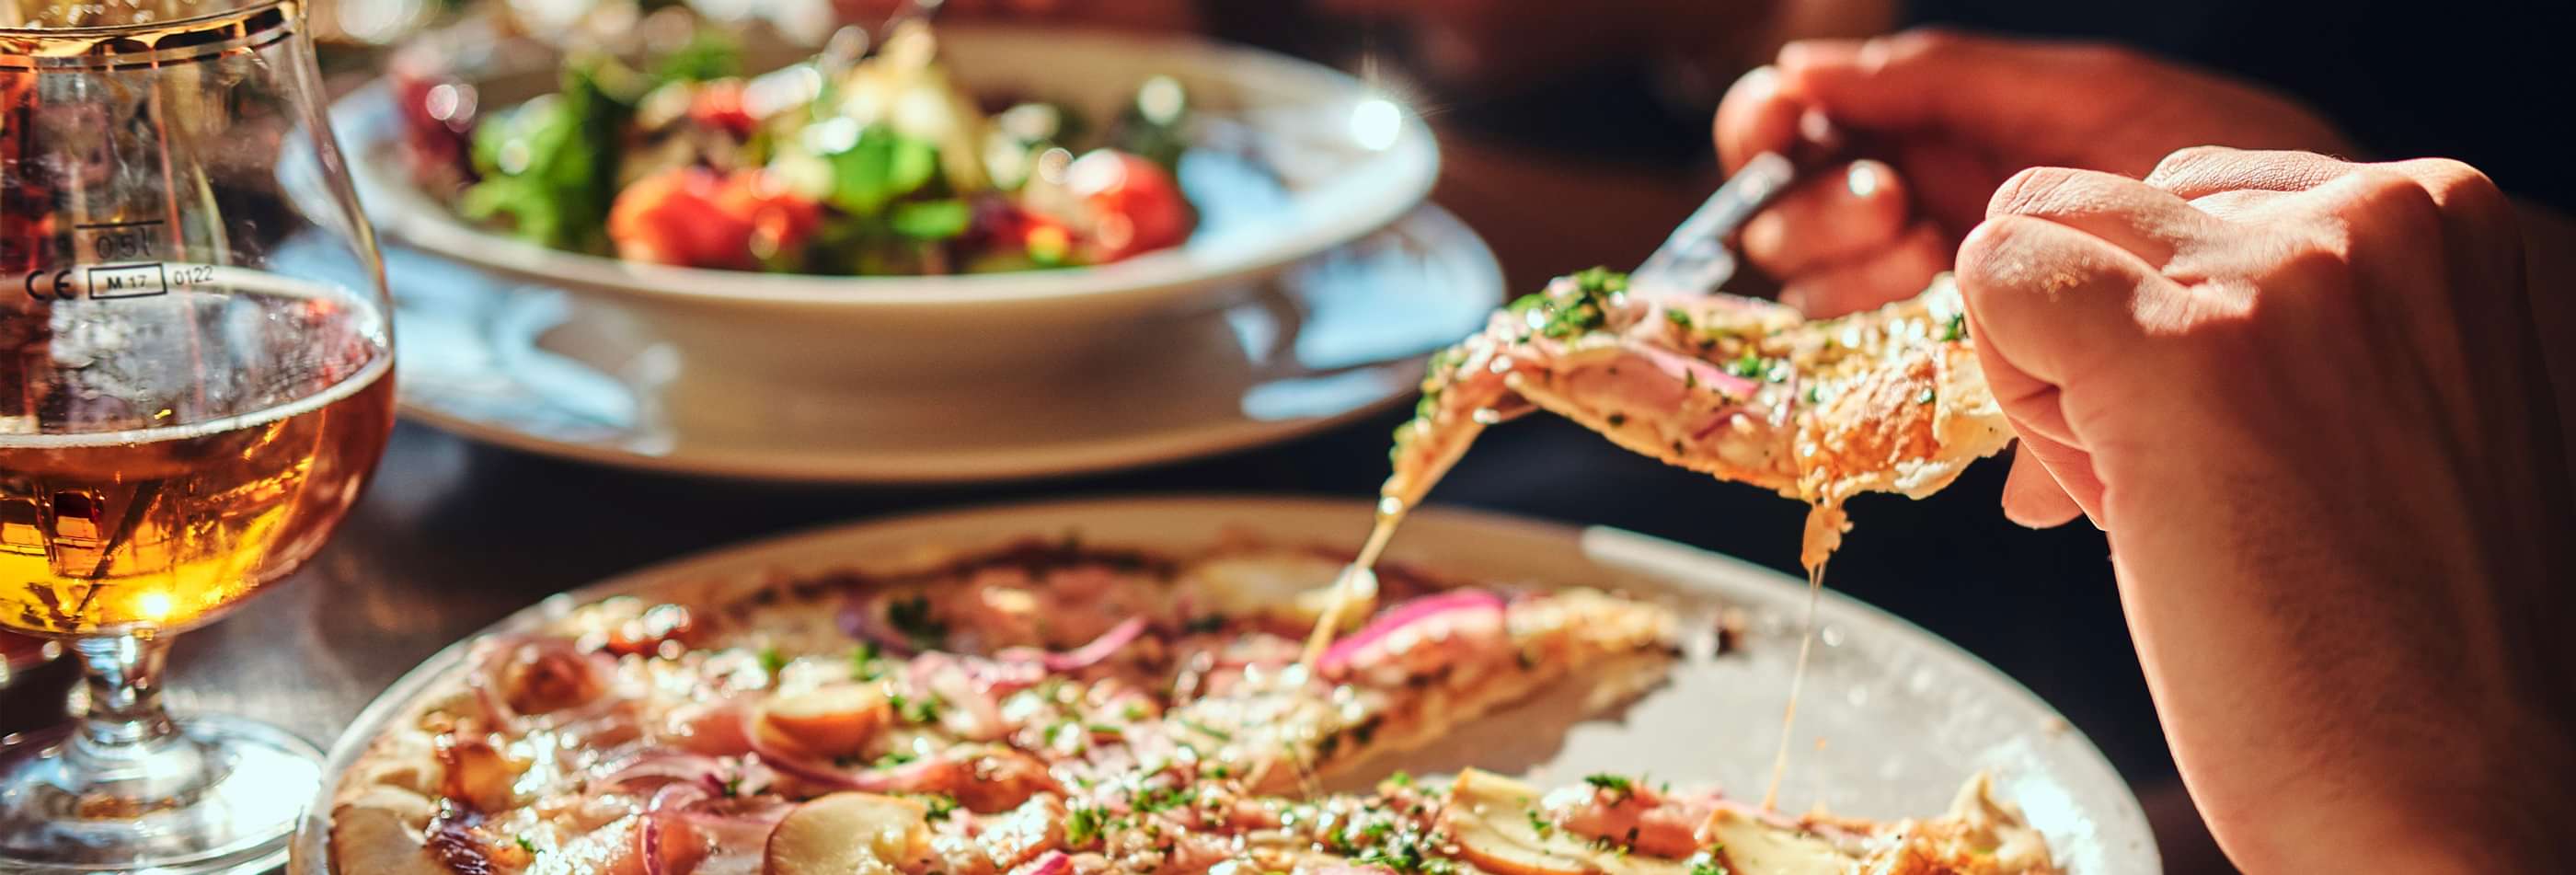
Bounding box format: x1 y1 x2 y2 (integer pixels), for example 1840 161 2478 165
885 595 949 649
914 794 960 821
1687 849 1731 875
1583 772 1637 802
1064 804 1106 846
757 646 788 676
1179 718 1235 743
1941 312 1968 342
851 642 885 680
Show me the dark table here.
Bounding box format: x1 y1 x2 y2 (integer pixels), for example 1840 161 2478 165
0 132 2234 873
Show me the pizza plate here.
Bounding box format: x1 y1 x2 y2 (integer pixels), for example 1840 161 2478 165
291 495 2156 873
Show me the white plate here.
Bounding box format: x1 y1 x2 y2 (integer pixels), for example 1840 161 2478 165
376 205 1501 482
328 24 1439 383
291 496 2156 874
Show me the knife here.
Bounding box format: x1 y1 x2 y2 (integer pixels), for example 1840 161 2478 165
1628 112 1850 298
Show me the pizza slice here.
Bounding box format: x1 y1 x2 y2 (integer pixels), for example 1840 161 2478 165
706 765 2057 875
328 541 1688 874
1390 270 2015 565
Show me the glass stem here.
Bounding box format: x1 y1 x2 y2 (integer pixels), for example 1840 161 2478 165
62 634 201 798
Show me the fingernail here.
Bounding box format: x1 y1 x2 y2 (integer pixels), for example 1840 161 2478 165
1737 64 1780 100
1846 162 1882 199
1776 41 1814 69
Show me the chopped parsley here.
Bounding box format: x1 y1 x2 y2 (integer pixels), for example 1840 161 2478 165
1509 267 1629 340
1723 351 1766 379
1687 849 1731 875
1664 308 1694 328
873 750 918 768
1388 770 1413 788
1941 312 1968 342
1087 722 1124 737
885 595 949 649
1122 702 1149 721
887 692 944 724
1583 772 1637 802
1178 718 1234 743
1526 808 1555 836
915 793 960 821
1064 804 1107 846
851 642 885 680
514 835 538 855
1133 784 1198 813
1357 830 1457 875
757 646 788 676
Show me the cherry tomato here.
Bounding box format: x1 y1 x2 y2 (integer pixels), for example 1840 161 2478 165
609 168 820 271
1063 149 1192 262
714 170 822 263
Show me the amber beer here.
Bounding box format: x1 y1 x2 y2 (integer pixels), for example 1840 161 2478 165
0 272 394 637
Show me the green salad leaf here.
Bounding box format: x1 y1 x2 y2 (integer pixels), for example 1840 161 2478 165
826 124 944 215
888 200 970 240
651 29 742 86
459 57 633 254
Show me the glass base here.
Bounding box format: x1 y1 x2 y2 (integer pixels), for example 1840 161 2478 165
0 715 321 874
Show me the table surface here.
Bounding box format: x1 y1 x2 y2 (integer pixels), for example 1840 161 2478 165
0 130 2234 873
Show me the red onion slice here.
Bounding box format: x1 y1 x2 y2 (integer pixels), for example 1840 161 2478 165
999 616 1146 673
1633 344 1762 398
1317 590 1508 678
638 779 790 875
598 751 730 793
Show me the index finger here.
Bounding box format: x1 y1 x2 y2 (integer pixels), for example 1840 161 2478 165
1714 65 1804 175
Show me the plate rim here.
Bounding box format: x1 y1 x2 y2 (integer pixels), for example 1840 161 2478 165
289 493 2156 874
336 24 1440 310
391 203 1501 483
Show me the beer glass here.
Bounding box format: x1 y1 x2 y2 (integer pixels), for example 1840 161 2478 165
0 1 396 870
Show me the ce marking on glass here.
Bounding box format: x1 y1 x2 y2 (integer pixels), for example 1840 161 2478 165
20 219 176 301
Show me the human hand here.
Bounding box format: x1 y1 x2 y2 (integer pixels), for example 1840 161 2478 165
1712 29 2352 315
1958 147 2576 871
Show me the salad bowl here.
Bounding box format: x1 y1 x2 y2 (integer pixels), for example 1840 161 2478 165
333 22 1439 384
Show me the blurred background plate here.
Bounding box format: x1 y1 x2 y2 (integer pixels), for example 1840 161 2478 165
329 23 1441 385
293 495 2156 874
367 206 1500 482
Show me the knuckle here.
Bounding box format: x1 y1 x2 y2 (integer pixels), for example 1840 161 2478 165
1955 215 2066 290
2144 144 2241 189
2387 157 2513 224
1986 166 2086 219
2260 227 2358 291
2341 167 2446 237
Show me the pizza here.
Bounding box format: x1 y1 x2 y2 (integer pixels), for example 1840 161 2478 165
1387 270 2015 566
325 536 2058 875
